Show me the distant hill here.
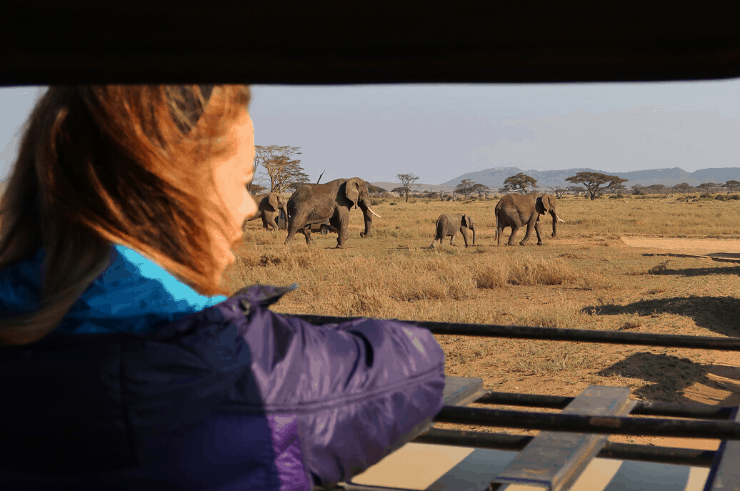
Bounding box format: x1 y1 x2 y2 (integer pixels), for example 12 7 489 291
440 167 740 189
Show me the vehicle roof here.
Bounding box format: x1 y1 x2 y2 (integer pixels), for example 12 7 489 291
3 1 740 85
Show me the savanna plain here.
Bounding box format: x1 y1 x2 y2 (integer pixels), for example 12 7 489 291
230 194 740 447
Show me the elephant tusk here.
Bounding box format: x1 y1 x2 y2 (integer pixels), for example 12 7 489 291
556 214 564 223
367 206 381 218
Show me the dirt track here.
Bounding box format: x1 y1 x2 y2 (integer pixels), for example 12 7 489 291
620 236 740 261
617 235 740 450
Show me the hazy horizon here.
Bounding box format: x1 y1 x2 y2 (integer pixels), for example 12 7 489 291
3 81 740 185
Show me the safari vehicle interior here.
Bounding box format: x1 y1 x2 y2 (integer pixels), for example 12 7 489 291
4 1 740 490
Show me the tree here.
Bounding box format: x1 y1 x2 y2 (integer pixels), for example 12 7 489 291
503 173 538 194
565 172 627 200
248 183 268 195
726 180 740 193
607 182 627 195
698 182 718 194
645 184 666 194
396 173 420 202
367 183 388 195
470 183 491 198
553 186 568 199
391 187 406 197
673 182 691 193
454 179 475 199
254 145 310 193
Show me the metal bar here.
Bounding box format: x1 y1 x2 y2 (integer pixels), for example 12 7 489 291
434 406 740 440
474 390 734 420
488 386 635 491
702 408 740 490
443 376 485 408
414 428 716 467
286 314 740 351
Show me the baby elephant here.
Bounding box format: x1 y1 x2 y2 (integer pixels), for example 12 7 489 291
431 213 476 248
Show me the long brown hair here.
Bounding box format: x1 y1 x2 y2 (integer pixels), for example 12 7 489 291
0 85 251 345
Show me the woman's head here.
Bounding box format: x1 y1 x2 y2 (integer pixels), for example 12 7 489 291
0 85 255 345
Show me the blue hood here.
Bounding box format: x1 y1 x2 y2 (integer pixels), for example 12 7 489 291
0 245 226 335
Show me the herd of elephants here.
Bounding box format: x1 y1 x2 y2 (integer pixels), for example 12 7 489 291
245 177 565 249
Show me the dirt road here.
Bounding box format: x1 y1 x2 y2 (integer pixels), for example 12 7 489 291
621 236 740 261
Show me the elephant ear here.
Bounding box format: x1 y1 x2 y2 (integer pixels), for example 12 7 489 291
268 193 279 210
535 196 546 215
345 178 362 206
541 194 555 213
466 216 475 229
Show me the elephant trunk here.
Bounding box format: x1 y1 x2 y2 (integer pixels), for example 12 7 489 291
551 211 560 237
472 227 476 246
360 209 373 238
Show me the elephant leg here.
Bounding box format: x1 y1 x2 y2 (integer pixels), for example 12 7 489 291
449 232 456 246
507 225 520 246
534 219 544 245
299 227 315 245
520 221 535 246
336 229 346 248
461 228 469 248
285 211 309 245
265 214 279 231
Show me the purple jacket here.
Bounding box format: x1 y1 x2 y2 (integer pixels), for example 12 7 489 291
0 273 445 490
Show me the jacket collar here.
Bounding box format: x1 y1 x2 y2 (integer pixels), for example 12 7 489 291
0 245 226 335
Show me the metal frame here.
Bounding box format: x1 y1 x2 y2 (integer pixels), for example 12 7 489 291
290 315 740 490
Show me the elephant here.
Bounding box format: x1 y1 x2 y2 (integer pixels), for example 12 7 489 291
430 213 476 248
495 193 563 246
284 177 381 248
244 192 289 231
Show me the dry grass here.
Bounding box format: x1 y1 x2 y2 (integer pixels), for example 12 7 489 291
228 193 740 444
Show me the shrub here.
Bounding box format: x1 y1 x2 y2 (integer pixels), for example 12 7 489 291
475 257 578 288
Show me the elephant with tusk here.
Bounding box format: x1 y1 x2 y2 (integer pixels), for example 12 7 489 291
285 177 381 248
243 192 289 231
431 213 476 248
495 193 563 246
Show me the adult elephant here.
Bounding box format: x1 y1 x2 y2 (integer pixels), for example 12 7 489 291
243 192 288 231
285 178 381 248
495 193 563 246
430 213 476 248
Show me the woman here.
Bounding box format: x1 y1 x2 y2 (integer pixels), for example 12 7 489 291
0 86 445 490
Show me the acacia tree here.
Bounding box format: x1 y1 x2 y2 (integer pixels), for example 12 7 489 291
644 184 666 194
607 182 627 195
254 145 310 192
673 183 691 193
248 183 268 195
454 179 476 199
396 173 420 202
503 173 538 194
553 186 568 199
470 183 491 198
726 180 740 193
698 182 718 194
565 172 627 200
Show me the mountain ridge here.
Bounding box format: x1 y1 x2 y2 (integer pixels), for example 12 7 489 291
440 167 740 189
372 167 740 192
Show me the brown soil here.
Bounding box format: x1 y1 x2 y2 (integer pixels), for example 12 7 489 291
432 236 740 452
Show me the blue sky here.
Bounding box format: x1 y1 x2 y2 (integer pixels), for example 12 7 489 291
3 81 740 185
